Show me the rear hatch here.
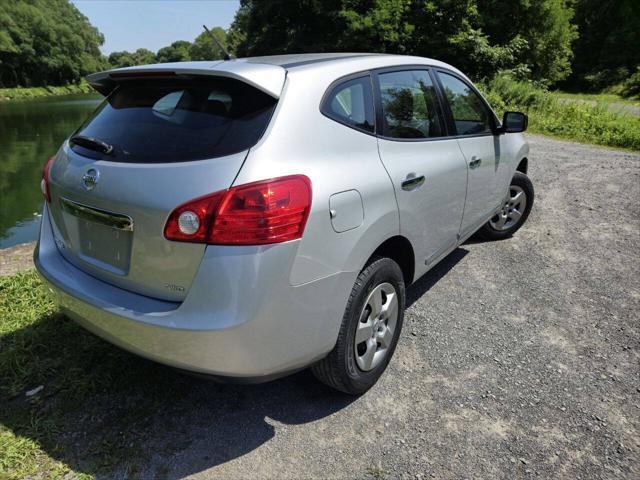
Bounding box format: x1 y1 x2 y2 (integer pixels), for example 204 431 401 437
46 69 282 301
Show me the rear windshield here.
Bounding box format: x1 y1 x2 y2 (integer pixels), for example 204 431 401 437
72 77 277 163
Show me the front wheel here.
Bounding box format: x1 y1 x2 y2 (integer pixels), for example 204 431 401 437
312 257 405 395
477 171 534 240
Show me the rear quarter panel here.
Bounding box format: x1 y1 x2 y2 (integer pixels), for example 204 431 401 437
233 66 400 287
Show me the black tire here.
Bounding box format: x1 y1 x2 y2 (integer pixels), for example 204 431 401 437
312 256 405 395
477 171 534 241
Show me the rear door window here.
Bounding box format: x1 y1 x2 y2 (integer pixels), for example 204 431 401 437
377 70 445 139
321 76 375 133
72 78 277 163
437 72 493 136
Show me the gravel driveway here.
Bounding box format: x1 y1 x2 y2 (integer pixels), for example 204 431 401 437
3 134 639 479
150 135 639 479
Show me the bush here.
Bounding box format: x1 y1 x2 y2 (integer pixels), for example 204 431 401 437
621 67 640 99
481 75 640 151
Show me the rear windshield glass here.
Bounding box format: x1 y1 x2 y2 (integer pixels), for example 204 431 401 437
71 78 277 163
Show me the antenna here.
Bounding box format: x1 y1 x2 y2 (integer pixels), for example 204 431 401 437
203 25 234 61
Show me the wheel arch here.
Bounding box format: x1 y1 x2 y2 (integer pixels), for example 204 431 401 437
516 157 528 175
364 235 415 286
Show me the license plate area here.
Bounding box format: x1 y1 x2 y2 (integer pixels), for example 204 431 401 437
59 198 133 275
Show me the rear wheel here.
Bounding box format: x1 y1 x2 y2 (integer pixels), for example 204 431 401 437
477 171 534 240
312 257 405 395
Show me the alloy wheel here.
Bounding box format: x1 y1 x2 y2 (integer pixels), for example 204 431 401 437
354 282 399 372
489 185 527 231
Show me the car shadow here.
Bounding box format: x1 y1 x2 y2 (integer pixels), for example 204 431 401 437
0 311 357 477
1 248 472 477
406 246 469 308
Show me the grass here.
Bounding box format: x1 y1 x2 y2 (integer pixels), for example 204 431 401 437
552 91 640 108
481 75 640 151
0 270 201 479
0 83 94 101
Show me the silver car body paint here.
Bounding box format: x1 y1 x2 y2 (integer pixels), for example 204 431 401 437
35 54 529 379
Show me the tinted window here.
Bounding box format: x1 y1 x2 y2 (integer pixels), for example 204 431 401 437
322 76 375 133
438 72 492 135
378 70 444 139
72 78 277 163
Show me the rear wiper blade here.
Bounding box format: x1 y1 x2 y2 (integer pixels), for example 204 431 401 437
69 135 114 155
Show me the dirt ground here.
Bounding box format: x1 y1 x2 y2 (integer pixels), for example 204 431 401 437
1 134 639 479
0 241 35 276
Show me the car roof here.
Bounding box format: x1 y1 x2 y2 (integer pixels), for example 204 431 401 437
243 52 386 68
243 52 462 74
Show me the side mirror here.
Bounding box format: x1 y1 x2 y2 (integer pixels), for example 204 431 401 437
500 111 528 133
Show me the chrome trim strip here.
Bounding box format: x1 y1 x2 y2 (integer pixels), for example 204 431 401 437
59 197 134 231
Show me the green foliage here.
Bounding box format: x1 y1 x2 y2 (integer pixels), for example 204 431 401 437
621 67 640 100
485 74 553 109
476 0 577 86
566 0 640 91
0 0 107 87
528 101 640 150
108 48 156 68
482 75 640 150
189 27 228 61
156 40 192 63
107 51 136 68
231 0 345 56
230 0 577 85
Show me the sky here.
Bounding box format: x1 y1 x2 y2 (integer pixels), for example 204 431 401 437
71 0 240 54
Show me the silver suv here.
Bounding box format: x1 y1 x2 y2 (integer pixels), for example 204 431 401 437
35 53 533 394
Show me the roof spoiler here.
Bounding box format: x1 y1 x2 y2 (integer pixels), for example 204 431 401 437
86 61 286 98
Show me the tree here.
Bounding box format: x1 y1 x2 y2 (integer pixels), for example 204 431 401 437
229 0 577 85
108 51 136 68
131 48 156 65
0 0 107 87
108 49 155 68
476 0 577 85
156 40 192 63
229 0 346 57
189 28 228 60
566 0 640 91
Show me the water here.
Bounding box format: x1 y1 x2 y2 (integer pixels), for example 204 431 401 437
0 93 102 248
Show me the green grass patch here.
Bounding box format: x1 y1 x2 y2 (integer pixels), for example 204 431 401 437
551 91 640 108
0 83 94 101
0 271 204 479
481 76 640 151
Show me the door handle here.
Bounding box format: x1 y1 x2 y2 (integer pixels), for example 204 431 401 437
401 174 425 191
469 157 482 169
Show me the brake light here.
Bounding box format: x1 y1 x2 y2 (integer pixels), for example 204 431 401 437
164 175 312 245
109 71 177 79
41 156 55 203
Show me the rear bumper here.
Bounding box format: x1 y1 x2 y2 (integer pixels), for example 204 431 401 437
35 204 356 379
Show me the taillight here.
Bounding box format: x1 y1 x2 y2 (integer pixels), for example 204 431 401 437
163 191 225 243
41 156 55 203
212 175 312 245
164 175 312 245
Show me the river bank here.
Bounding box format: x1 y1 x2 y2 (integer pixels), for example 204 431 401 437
0 83 94 101
0 242 35 277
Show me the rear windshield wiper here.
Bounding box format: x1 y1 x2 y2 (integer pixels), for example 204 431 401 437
69 135 114 155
